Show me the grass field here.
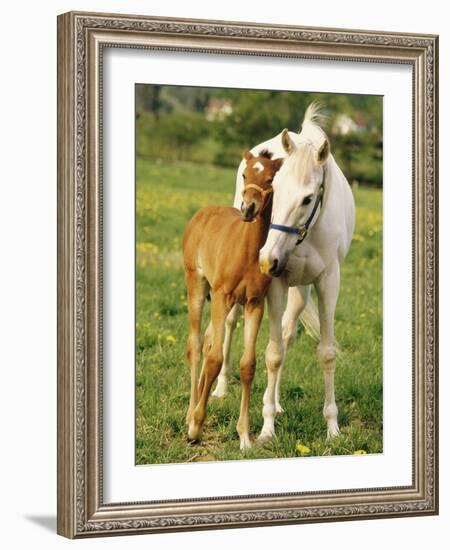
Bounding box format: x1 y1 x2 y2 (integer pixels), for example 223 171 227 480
136 157 383 464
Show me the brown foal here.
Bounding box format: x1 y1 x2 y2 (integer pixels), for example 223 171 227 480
182 150 283 449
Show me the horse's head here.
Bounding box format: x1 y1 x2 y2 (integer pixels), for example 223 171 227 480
240 149 283 222
259 104 330 277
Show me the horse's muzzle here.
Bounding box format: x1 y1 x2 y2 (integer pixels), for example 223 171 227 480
240 201 257 222
259 255 287 277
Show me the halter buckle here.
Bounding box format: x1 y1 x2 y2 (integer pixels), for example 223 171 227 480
296 226 308 244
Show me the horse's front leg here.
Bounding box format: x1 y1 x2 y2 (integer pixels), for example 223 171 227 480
275 285 311 413
314 262 340 438
258 278 287 444
236 301 264 450
212 304 241 398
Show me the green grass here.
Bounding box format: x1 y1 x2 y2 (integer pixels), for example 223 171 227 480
135 157 383 464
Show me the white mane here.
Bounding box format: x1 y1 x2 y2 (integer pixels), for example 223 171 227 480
298 102 328 148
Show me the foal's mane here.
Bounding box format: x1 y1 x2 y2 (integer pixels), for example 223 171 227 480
258 148 273 160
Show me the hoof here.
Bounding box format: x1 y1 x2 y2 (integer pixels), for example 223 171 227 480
256 431 274 446
326 423 340 439
211 388 227 399
211 382 228 399
275 404 285 415
188 421 202 443
239 435 252 451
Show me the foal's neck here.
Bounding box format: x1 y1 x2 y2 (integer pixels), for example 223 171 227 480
242 197 273 250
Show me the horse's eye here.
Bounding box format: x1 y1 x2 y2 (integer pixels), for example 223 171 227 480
302 195 313 206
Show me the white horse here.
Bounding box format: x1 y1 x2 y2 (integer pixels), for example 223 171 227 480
212 103 355 444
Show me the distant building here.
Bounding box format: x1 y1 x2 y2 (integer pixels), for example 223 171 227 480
332 113 367 136
205 99 233 121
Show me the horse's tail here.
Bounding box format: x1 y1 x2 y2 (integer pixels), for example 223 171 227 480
299 299 341 353
299 300 320 342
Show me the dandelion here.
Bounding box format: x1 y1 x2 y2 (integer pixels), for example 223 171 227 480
166 335 176 344
296 443 311 455
353 449 367 455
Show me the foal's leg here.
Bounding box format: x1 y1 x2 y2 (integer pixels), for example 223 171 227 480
258 278 286 443
198 320 213 382
188 292 229 442
314 262 340 438
275 285 311 413
185 270 209 427
236 301 264 450
212 304 241 398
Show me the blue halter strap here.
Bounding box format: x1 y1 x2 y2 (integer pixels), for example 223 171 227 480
269 184 324 245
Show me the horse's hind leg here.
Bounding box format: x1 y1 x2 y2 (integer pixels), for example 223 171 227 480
185 269 209 428
236 301 264 450
212 304 241 398
188 291 229 442
275 285 311 413
314 263 340 438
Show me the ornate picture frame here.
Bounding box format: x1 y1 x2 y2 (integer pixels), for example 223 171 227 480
57 11 438 538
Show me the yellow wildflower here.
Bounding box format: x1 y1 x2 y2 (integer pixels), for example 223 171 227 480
296 443 311 455
166 335 176 344
353 449 367 455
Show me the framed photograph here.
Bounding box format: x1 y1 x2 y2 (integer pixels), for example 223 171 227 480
57 11 439 538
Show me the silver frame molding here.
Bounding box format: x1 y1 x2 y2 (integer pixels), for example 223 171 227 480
57 11 439 538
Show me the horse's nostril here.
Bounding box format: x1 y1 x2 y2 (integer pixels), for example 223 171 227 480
241 202 256 221
269 259 278 274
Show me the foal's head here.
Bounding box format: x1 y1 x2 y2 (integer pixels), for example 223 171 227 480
240 150 283 222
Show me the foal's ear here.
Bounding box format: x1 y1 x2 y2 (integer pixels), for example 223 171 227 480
272 158 284 173
316 139 330 164
243 150 254 162
281 129 296 155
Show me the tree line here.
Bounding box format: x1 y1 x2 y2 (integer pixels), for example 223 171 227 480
136 84 382 187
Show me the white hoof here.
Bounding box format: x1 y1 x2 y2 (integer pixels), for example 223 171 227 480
257 430 274 445
211 377 228 398
275 403 285 415
326 422 340 439
211 386 227 398
239 435 252 451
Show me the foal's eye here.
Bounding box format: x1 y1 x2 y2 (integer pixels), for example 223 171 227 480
302 195 313 206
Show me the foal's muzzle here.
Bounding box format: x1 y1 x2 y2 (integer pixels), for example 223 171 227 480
240 201 257 222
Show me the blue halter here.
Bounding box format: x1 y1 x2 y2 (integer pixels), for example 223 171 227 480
269 184 324 245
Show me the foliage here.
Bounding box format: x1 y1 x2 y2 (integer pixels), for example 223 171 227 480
135 159 383 464
137 111 211 161
136 84 383 186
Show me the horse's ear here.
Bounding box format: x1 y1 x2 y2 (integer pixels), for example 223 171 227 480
281 129 296 155
273 158 284 173
243 150 253 162
316 139 330 164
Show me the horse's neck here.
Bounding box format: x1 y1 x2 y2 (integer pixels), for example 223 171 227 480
309 155 355 254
